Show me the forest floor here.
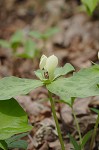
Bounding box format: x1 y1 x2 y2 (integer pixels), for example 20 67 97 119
0 0 99 150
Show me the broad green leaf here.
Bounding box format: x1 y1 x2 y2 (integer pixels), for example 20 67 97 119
81 0 99 14
69 134 81 150
5 133 28 144
54 63 75 79
81 130 93 148
0 141 7 150
0 98 32 140
0 76 43 100
0 40 10 49
47 65 99 101
7 140 28 150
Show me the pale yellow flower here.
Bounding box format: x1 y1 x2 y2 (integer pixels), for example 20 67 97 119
39 54 58 80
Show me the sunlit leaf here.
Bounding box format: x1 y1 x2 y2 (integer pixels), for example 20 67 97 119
81 0 99 15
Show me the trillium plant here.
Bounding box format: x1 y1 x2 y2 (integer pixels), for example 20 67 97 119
1 54 99 150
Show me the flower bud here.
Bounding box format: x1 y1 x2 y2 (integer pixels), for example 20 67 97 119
45 55 58 79
39 54 58 80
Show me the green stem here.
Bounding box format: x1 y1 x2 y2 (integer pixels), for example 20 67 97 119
90 113 99 150
48 91 66 150
72 106 82 144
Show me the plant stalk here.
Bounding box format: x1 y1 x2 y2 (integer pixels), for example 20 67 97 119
72 107 82 144
48 91 66 150
90 113 99 150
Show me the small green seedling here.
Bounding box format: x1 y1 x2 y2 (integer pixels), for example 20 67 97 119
10 30 24 52
1 54 99 149
0 30 24 52
17 39 40 59
29 27 59 50
0 30 40 59
29 27 59 41
69 130 92 150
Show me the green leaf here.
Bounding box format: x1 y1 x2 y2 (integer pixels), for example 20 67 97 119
11 42 21 51
29 27 59 40
34 70 52 84
24 40 37 58
29 31 42 39
90 107 99 114
81 0 99 15
0 76 43 100
5 133 28 149
16 53 30 59
81 130 93 148
54 63 75 79
7 140 28 149
47 65 99 102
0 141 7 150
0 98 32 140
69 134 81 150
10 31 24 51
0 40 10 49
10 30 24 44
5 133 28 144
58 97 75 107
44 27 59 39
34 70 44 80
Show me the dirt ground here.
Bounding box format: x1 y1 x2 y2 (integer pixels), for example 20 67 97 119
0 0 99 150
